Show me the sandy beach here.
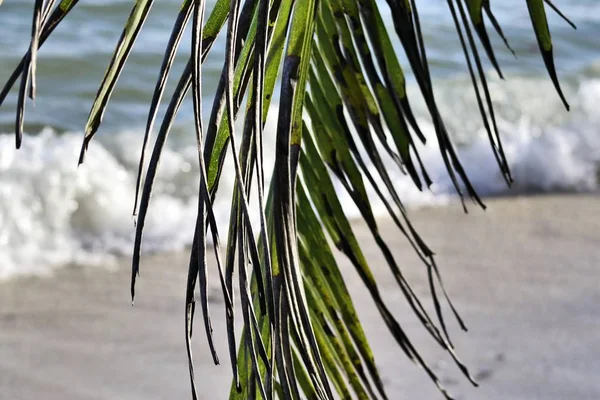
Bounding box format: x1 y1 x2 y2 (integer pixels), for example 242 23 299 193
1 195 599 400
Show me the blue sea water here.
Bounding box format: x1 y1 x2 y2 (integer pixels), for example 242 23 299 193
0 0 598 278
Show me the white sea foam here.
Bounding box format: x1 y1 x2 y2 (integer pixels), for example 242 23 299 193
0 129 208 279
1 77 599 279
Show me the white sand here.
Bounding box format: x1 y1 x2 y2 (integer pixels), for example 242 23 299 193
1 195 599 399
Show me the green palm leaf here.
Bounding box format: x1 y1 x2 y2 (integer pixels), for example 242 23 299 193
1 0 576 398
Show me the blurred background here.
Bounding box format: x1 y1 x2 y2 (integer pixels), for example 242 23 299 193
0 1 599 400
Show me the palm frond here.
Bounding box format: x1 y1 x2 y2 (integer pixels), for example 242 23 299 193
1 0 575 399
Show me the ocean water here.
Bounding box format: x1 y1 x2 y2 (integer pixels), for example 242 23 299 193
0 0 599 278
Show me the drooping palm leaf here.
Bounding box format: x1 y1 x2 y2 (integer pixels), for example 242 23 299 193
1 0 575 399
526 0 570 110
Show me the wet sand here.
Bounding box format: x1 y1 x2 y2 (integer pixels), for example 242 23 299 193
1 195 599 399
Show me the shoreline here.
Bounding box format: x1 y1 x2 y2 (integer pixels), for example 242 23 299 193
1 194 599 399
